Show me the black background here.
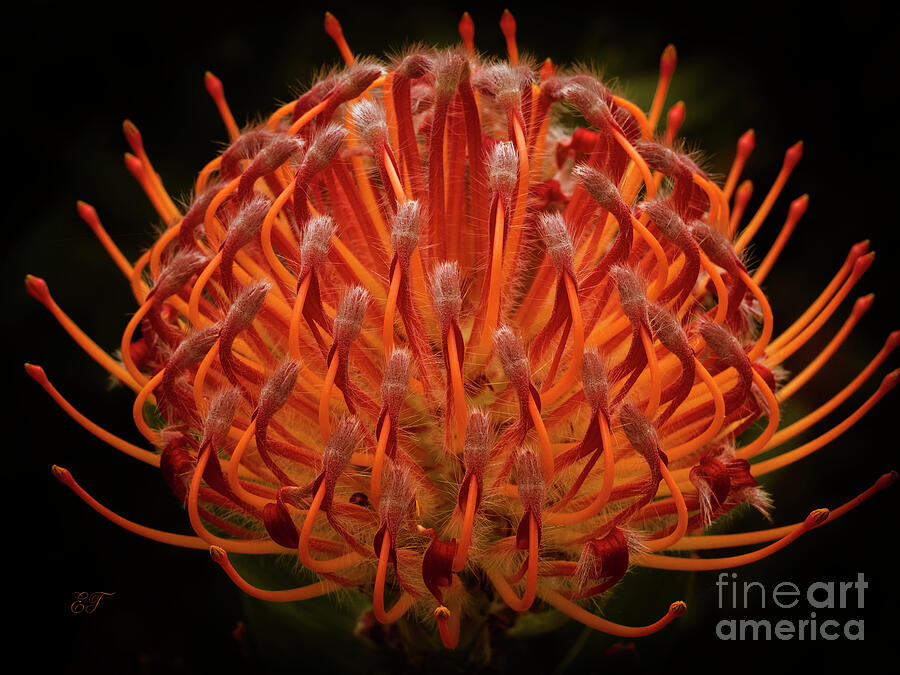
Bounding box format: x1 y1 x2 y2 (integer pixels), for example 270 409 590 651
8 1 898 673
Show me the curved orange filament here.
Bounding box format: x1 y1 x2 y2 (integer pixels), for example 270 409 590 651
129 249 152 302
289 274 312 361
639 327 661 419
324 12 354 65
751 371 897 476
77 201 134 279
613 96 652 139
210 546 338 601
546 413 614 526
225 419 271 510
125 152 171 226
452 480 478 572
373 531 414 623
542 591 686 637
648 45 676 132
668 472 896 551
728 180 753 237
120 301 152 386
446 331 468 451
148 222 181 279
766 255 873 364
501 116 530 281
723 130 754 200
638 509 829 569
370 414 391 508
773 323 893 434
188 252 222 329
260 178 300 291
132 369 164 444
732 369 780 459
383 266 401 358
612 130 656 199
479 196 506 354
53 465 207 549
319 354 340 442
122 120 180 223
542 274 584 406
204 72 241 142
203 176 240 250
192 341 219 415
298 482 365 573
742 270 774 361
734 143 802 253
631 215 669 299
699 252 729 323
27 365 160 467
27 276 141 392
188 444 284 554
490 515 538 612
665 360 726 460
644 462 688 552
753 195 808 285
775 293 876 401
528 395 556 481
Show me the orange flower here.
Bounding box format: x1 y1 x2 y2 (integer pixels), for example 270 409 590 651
26 10 896 654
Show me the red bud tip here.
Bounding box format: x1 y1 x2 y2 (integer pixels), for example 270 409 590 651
124 153 143 177
500 9 516 38
788 194 809 221
879 369 899 393
324 11 343 39
852 251 875 277
876 471 898 490
459 12 474 45
738 129 755 156
669 600 687 617
666 101 685 131
209 545 227 563
24 274 50 303
806 508 830 527
24 362 47 383
660 44 677 78
852 294 875 316
122 119 142 150
736 180 753 198
51 464 74 486
783 141 803 171
76 200 99 226
204 71 223 98
885 331 900 352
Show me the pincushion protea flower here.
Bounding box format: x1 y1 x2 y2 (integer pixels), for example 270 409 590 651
26 8 897 656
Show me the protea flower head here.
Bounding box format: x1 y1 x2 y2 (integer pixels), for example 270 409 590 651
26 8 896 664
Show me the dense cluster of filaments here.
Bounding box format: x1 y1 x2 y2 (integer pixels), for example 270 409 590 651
30 11 897 649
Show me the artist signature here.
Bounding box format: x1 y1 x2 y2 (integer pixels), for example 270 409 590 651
70 592 116 614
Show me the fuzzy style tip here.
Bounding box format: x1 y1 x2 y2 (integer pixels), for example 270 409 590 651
487 141 519 198
537 212 574 276
349 98 388 150
334 286 370 348
299 215 337 278
581 347 609 418
381 347 412 411
430 261 462 327
391 200 422 262
203 387 242 446
258 360 301 419
494 325 530 392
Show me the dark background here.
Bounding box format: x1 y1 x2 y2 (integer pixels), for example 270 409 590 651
8 1 898 672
